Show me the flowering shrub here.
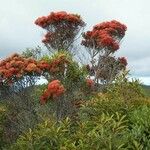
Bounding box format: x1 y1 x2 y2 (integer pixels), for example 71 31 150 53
82 20 127 85
38 52 91 120
0 54 51 88
35 11 85 50
0 52 71 87
40 80 65 104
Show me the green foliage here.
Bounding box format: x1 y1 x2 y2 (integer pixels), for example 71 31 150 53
12 102 150 150
7 72 150 149
1 67 150 149
142 85 150 97
74 112 129 150
0 86 53 147
107 72 145 104
79 93 126 120
11 113 129 150
11 118 75 150
127 105 150 149
80 74 147 119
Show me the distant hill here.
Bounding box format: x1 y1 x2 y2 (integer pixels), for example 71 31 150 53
142 85 150 97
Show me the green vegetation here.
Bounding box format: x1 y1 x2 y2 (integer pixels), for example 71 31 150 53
0 77 150 149
142 85 150 97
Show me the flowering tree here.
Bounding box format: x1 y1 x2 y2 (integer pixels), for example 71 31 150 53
38 51 92 120
82 20 127 86
35 11 85 51
0 11 128 121
0 53 51 96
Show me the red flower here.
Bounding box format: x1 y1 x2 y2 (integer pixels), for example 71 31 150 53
86 79 94 88
25 63 37 72
38 61 50 70
47 80 65 98
40 80 65 104
35 11 85 50
0 53 48 85
82 20 127 52
35 11 85 29
118 57 127 66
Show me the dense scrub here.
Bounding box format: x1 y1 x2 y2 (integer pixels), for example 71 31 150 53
0 78 150 149
10 79 150 150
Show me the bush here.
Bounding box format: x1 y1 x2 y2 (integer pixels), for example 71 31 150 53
10 78 150 149
80 75 147 118
11 113 129 150
127 105 150 149
11 118 75 150
107 73 145 104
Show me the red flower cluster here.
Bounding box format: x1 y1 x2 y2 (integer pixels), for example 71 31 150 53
49 54 70 73
0 53 50 85
38 60 50 71
86 79 94 88
40 80 65 104
118 57 128 66
93 20 127 37
82 20 127 52
35 11 85 50
0 52 71 86
35 11 85 28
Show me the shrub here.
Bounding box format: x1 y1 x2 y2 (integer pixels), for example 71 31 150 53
39 51 92 121
11 118 75 150
11 113 129 150
127 105 150 149
10 78 150 149
107 73 145 104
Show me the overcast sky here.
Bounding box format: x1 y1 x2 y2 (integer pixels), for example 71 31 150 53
0 0 150 84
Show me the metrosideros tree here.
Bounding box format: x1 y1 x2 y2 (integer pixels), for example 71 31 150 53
82 20 127 86
35 11 85 51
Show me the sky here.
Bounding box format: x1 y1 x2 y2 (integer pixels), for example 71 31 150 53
0 0 150 85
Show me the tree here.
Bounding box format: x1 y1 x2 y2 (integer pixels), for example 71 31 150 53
35 11 85 52
82 20 127 87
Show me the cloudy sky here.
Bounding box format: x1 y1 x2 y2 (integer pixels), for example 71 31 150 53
0 0 150 84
